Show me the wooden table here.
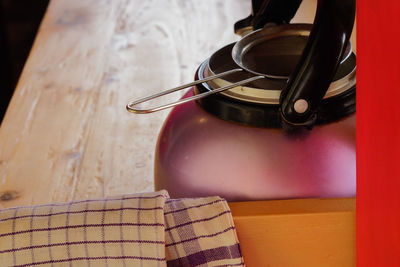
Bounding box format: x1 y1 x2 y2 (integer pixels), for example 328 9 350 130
0 0 253 206
0 0 356 266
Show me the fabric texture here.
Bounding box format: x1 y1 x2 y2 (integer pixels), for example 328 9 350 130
165 197 244 267
0 191 244 267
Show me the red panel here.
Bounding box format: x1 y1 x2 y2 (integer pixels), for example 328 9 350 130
357 0 400 266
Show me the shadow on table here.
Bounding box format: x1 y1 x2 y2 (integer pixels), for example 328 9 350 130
0 0 49 125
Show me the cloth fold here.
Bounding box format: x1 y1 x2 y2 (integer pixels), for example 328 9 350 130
0 191 244 267
165 197 243 266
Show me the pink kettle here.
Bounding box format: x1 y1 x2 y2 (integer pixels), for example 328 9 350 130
127 0 356 201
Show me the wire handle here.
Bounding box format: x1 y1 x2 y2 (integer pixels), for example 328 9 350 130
126 69 264 114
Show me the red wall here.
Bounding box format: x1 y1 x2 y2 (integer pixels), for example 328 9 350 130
357 0 400 265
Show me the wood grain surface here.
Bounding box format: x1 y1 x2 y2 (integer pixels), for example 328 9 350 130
0 0 247 207
230 198 355 266
0 0 354 208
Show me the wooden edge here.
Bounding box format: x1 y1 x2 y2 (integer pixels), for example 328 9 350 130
229 197 356 216
229 198 356 267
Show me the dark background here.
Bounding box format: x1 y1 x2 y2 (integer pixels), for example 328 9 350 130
0 0 49 124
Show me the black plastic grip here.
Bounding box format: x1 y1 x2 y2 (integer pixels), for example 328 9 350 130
252 0 303 29
279 0 356 128
234 0 302 34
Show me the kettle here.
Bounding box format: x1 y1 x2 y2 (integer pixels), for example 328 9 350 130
127 0 356 201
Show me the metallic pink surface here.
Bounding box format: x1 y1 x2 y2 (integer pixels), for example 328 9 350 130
155 89 356 201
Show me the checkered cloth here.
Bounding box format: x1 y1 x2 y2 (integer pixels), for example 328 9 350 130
165 197 244 266
0 191 244 267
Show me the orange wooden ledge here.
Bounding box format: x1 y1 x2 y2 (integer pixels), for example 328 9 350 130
229 197 355 267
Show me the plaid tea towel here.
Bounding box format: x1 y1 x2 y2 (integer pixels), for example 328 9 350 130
0 191 244 267
165 197 244 266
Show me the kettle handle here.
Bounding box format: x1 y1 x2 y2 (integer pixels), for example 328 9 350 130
234 0 302 35
279 0 356 128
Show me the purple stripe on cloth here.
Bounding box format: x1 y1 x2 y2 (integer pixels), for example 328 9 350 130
165 210 231 231
83 202 91 267
137 196 143 267
169 200 201 265
166 226 236 247
0 194 166 214
166 244 242 267
65 202 72 267
29 206 37 265
12 256 167 267
164 213 183 265
11 208 18 266
164 199 224 215
101 199 109 267
47 206 54 266
154 197 161 267
0 239 165 254
216 263 245 267
0 206 164 223
120 197 127 267
0 223 165 238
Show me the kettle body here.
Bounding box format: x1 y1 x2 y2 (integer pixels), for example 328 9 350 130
154 89 355 201
127 0 357 201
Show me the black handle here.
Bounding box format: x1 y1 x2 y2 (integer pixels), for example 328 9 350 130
279 0 356 128
253 0 303 29
234 0 302 34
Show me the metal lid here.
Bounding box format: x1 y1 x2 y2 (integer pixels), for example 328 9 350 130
194 24 356 128
202 24 356 105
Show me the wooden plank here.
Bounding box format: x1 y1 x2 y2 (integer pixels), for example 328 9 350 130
0 0 251 208
230 198 356 267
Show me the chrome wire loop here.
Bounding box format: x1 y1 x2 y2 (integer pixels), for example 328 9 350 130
126 69 263 114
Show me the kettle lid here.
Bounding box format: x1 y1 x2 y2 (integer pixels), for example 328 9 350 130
195 34 356 129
